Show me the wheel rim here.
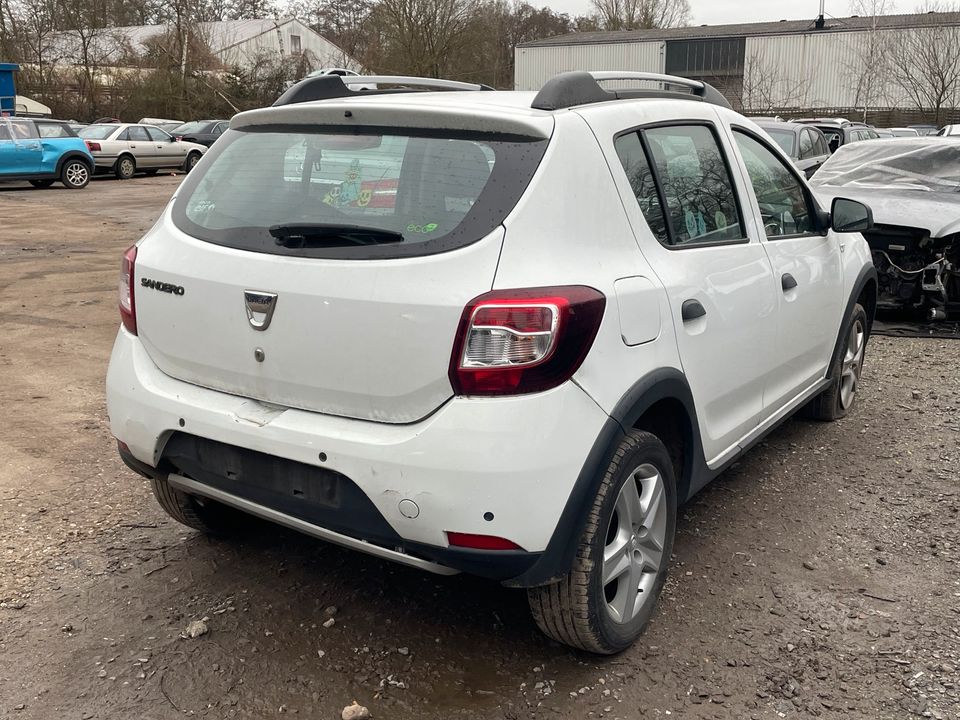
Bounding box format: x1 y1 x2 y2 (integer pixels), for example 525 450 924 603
602 464 667 625
66 162 88 186
187 154 198 169
121 159 134 176
839 317 865 410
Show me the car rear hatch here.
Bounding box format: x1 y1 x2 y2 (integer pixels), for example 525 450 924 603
132 96 552 423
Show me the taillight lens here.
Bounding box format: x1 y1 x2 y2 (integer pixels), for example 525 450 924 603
85 141 101 151
450 286 605 396
119 245 137 335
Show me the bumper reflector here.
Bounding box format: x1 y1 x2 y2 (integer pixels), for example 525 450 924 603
446 531 524 551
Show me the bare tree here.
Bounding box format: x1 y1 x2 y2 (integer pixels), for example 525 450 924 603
589 0 689 31
740 48 811 113
887 3 960 124
845 0 896 122
370 0 479 77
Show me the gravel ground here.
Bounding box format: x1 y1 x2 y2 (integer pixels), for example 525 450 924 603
1 177 958 720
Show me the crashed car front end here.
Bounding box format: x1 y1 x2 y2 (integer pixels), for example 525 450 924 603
812 139 960 319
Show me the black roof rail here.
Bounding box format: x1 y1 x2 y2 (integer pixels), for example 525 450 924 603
274 75 493 106
531 71 731 111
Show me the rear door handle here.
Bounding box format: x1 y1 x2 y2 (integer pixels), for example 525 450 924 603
681 299 706 322
781 273 798 291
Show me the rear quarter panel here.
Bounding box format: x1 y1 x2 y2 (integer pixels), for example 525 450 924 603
40 138 93 173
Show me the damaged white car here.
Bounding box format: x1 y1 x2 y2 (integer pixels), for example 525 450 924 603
812 138 960 319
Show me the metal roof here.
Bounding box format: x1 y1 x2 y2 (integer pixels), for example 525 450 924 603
519 11 960 48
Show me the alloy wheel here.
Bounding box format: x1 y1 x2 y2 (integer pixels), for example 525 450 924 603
602 464 667 624
66 162 89 187
839 317 865 410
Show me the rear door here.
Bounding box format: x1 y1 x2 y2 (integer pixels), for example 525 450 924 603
133 124 548 423
0 118 42 174
609 118 778 467
124 125 156 167
726 126 842 415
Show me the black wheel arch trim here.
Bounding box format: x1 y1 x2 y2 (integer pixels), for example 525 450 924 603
55 151 94 175
825 263 877 381
504 369 712 588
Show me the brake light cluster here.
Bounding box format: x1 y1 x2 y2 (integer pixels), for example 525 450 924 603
85 141 101 152
119 245 137 335
449 286 605 396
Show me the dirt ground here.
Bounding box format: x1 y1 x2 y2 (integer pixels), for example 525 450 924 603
1 175 958 720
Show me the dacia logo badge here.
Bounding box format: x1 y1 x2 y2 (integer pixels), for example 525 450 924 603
244 290 278 331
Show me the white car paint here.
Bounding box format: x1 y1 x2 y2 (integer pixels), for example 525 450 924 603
106 83 874 579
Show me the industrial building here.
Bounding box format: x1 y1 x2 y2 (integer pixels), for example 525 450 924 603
515 11 960 116
50 18 358 74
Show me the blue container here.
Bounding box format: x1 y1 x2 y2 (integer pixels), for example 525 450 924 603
1 63 19 115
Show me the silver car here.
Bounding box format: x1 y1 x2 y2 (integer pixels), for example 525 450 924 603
77 123 207 179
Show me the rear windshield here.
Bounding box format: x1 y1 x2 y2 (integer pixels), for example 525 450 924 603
78 124 118 139
171 126 548 259
764 129 795 156
172 121 210 134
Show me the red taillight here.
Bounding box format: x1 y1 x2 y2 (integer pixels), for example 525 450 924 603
119 245 137 335
85 140 101 151
446 532 524 551
449 286 605 396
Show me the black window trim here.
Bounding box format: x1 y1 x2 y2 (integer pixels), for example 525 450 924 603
730 124 828 241
614 118 750 251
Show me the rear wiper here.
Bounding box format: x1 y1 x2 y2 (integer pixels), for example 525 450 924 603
269 223 404 247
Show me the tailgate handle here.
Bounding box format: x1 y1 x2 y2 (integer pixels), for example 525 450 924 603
782 273 798 291
681 299 706 322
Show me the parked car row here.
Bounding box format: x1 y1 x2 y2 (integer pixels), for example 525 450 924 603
78 123 208 179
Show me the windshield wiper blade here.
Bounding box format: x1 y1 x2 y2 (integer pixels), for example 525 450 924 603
269 223 404 247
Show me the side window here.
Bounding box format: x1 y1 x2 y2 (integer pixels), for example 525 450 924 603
614 131 668 244
128 126 149 142
36 123 72 138
813 131 829 156
213 123 227 136
643 124 745 247
798 128 815 159
116 129 130 141
146 127 170 142
733 130 817 239
9 119 37 139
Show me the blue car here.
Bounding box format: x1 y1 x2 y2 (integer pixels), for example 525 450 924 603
0 117 94 189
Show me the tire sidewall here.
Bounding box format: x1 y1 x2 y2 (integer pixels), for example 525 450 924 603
61 159 90 189
831 303 868 418
184 152 200 172
587 433 678 652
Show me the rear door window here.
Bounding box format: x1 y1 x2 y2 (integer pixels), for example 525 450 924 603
36 122 73 138
172 127 547 259
641 125 746 247
127 126 149 142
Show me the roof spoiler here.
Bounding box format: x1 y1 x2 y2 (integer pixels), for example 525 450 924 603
274 75 494 106
531 71 731 111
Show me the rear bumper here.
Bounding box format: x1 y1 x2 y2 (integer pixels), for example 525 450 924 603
106 329 609 582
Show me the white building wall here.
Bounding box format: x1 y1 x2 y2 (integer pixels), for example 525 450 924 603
514 42 664 90
743 30 910 109
218 20 359 72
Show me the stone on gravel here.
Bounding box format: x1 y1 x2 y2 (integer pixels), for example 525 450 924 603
341 701 371 720
397 647 409 656
183 619 209 638
324 605 338 616
802 561 816 571
322 618 335 628
1 600 26 610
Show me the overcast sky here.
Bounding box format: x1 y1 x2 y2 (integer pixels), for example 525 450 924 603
547 0 849 25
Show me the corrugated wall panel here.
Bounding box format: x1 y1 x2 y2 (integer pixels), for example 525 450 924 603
743 30 911 110
514 42 665 91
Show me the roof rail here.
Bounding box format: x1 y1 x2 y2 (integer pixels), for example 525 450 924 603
274 75 493 106
530 71 731 111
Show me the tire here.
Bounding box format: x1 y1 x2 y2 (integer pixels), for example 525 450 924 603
150 475 245 535
29 179 55 188
182 152 201 173
527 430 677 654
114 155 136 180
803 303 868 421
60 159 91 189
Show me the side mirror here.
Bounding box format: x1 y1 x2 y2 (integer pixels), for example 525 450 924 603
830 197 873 233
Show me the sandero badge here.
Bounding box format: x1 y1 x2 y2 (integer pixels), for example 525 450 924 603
140 277 185 296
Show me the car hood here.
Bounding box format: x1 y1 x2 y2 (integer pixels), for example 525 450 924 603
813 186 960 237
